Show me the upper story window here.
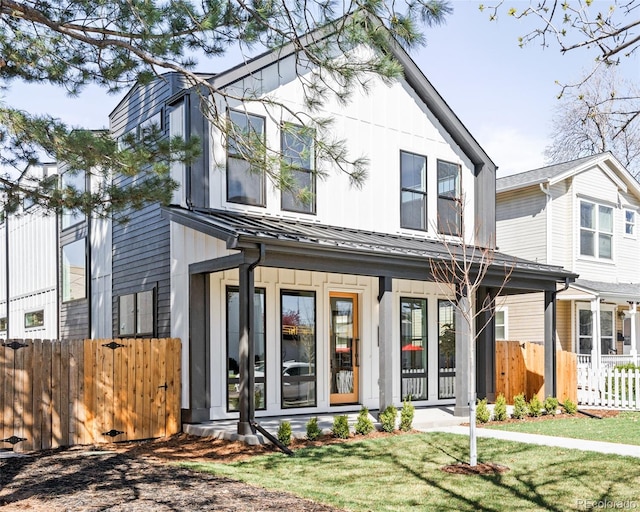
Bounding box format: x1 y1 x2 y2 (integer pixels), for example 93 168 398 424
437 160 461 236
61 170 86 230
227 110 265 206
169 98 188 207
580 200 613 259
400 151 427 231
281 124 315 214
625 209 635 237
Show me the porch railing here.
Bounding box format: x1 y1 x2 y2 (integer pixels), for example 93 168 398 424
577 354 638 368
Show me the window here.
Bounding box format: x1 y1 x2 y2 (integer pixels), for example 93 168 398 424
601 310 614 354
25 310 44 328
281 290 316 408
580 201 613 259
0 317 6 331
577 308 614 355
400 151 427 230
226 287 266 412
118 290 155 337
61 170 86 229
62 239 86 302
625 209 635 237
227 110 266 206
400 298 428 400
495 308 507 340
169 99 188 207
438 300 455 399
281 124 315 213
437 160 462 236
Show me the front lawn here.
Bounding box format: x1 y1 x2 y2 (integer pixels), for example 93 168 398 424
183 433 640 511
486 411 640 445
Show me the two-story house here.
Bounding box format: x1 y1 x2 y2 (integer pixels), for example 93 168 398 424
107 32 574 433
496 152 640 367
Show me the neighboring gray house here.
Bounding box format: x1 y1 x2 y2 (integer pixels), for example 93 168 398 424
496 152 640 366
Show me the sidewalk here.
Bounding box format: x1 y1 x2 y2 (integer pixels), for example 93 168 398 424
424 425 640 458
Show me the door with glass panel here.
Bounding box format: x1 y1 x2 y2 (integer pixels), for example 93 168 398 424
329 293 359 404
400 298 428 401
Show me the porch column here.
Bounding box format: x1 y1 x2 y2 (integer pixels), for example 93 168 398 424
237 261 256 436
543 290 556 398
454 288 471 417
476 287 496 402
628 302 638 364
184 273 210 423
591 299 601 370
378 276 394 412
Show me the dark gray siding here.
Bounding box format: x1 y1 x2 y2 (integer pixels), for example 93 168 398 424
109 73 207 337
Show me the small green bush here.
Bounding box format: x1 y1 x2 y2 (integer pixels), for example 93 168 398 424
399 399 415 432
379 405 398 433
493 393 508 421
528 395 543 417
332 415 350 439
277 421 292 446
354 407 374 436
563 398 578 415
306 417 322 441
543 396 559 416
512 393 528 419
475 398 491 423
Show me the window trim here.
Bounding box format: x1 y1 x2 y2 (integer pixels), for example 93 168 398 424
400 150 428 231
226 109 267 207
25 310 44 329
437 159 462 237
495 307 508 340
280 123 316 214
624 208 636 239
579 199 613 260
117 288 156 338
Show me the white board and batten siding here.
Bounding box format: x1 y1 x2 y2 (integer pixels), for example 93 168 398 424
208 52 478 245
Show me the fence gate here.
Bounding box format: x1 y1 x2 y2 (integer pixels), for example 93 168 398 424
1 338 181 452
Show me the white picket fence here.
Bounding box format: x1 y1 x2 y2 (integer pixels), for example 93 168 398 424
578 366 640 409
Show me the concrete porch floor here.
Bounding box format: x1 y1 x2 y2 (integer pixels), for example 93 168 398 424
183 406 468 445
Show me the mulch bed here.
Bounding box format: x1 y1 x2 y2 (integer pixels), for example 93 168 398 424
441 462 510 475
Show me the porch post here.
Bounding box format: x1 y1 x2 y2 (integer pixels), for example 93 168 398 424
454 287 471 417
591 299 601 369
543 289 556 398
475 287 496 402
184 272 210 423
378 276 394 412
237 261 256 436
629 302 638 364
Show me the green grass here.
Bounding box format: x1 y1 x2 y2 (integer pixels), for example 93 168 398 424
487 411 640 445
181 433 640 511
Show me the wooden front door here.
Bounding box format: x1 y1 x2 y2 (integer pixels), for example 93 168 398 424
329 292 359 404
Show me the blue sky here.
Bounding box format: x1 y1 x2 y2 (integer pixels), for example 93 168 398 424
2 1 638 176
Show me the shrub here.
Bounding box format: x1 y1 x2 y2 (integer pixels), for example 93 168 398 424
379 405 398 433
277 421 292 446
399 398 415 432
475 398 491 423
354 407 375 436
512 393 528 419
493 393 508 421
306 417 322 441
528 395 543 417
543 396 559 416
331 415 350 439
563 398 578 415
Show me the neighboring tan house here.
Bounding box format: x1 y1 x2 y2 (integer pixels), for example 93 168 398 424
496 152 640 366
107 29 573 433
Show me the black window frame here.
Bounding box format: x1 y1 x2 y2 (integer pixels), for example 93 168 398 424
400 297 428 401
117 288 156 338
437 159 462 237
226 109 266 207
61 237 87 303
400 150 428 231
437 299 456 399
280 123 316 214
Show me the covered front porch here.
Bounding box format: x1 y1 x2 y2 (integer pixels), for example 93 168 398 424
166 207 575 435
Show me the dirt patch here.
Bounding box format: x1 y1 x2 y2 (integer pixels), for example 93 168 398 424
441 462 510 475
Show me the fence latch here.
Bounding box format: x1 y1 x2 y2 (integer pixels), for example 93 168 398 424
102 341 125 350
2 340 28 351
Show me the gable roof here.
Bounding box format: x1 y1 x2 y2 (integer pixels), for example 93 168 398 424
496 152 640 197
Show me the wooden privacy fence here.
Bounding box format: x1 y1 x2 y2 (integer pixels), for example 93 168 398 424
578 366 640 409
496 340 577 404
1 338 181 452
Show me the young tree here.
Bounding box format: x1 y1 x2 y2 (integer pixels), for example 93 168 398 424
544 67 640 176
430 201 513 467
0 0 452 216
482 1 640 149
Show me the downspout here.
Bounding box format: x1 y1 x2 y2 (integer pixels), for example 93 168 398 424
540 182 552 264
